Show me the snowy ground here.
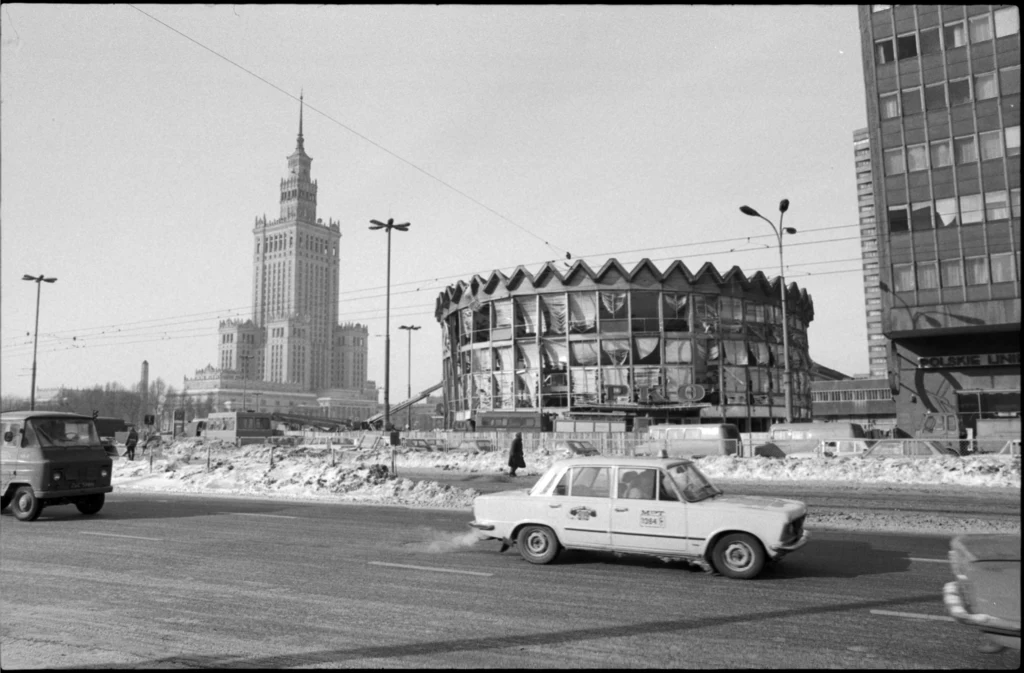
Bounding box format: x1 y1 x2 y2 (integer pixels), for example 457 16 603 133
112 439 1021 536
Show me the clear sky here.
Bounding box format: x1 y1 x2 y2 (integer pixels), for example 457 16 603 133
1 4 870 401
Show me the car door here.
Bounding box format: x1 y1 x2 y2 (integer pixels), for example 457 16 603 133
610 467 689 555
550 465 611 549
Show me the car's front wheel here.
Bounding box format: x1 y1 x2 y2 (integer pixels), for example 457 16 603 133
11 486 43 522
711 533 765 579
75 494 105 515
517 525 560 565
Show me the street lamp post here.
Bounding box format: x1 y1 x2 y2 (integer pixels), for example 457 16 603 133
22 274 57 411
369 218 411 430
239 354 253 411
739 200 797 423
398 325 421 430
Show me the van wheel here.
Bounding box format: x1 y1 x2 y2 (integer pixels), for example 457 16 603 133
711 533 765 579
517 525 560 565
76 494 105 515
11 486 43 522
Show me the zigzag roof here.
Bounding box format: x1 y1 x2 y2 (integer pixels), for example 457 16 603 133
435 258 814 323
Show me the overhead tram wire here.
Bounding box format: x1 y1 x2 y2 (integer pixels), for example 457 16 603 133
127 4 571 262
0 230 875 356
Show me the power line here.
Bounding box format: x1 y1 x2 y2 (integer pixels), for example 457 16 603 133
126 4 572 260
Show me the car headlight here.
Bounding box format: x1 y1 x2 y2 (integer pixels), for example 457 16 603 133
52 470 64 482
100 468 109 478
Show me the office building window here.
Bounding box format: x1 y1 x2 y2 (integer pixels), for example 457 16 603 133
969 14 993 42
948 78 971 105
920 26 942 55
888 205 909 232
930 139 953 167
995 7 1020 36
884 148 905 175
944 21 967 49
1000 66 1021 95
901 87 923 115
965 257 989 285
925 83 948 110
975 72 998 100
954 136 977 164
1012 188 1022 218
875 38 895 64
940 259 963 287
960 194 983 224
991 253 1016 283
897 33 918 60
1007 126 1021 156
880 92 900 119
907 144 928 171
935 197 959 226
893 264 915 291
911 202 933 230
985 190 1009 220
980 130 1003 160
917 262 939 290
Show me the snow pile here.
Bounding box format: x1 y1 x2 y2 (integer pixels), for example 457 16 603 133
115 439 1020 506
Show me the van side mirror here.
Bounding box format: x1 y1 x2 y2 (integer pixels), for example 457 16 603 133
3 431 12 442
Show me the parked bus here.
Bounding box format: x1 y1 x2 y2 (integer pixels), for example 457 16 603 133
202 411 279 445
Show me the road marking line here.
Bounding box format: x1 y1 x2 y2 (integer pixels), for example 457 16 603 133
81 532 162 541
870 609 954 622
368 561 493 577
229 512 297 519
909 557 948 564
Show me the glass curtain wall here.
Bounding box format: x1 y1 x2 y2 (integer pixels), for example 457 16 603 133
443 290 811 417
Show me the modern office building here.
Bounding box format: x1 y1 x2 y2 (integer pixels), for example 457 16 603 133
434 258 815 432
183 98 378 422
858 5 1020 439
854 128 890 378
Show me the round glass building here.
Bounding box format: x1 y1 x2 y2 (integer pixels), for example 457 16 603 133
434 258 814 431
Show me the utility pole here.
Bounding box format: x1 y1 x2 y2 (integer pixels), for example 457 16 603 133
22 274 57 410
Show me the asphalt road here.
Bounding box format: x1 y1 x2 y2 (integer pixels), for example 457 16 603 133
1 492 1019 669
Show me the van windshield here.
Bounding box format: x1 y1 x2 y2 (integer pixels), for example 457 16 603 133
28 418 101 448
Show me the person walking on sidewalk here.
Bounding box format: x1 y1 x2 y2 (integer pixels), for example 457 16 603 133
508 432 525 477
125 426 138 461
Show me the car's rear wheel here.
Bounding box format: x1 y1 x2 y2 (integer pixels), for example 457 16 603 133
76 494 105 515
11 486 43 522
517 525 560 564
711 533 765 579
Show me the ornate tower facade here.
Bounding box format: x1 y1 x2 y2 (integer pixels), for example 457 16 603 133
249 95 343 391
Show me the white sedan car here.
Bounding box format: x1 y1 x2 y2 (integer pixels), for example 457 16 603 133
470 456 809 579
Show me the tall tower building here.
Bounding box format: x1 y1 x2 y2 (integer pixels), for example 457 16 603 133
853 128 888 378
857 5 1020 439
185 96 376 422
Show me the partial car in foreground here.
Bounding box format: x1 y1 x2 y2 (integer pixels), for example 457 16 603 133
863 438 960 459
943 533 1021 652
470 456 808 579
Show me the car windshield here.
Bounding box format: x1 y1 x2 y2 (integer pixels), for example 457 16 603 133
665 462 721 502
28 418 101 448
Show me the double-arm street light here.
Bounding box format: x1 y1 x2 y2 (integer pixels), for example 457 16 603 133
739 200 797 423
22 274 58 411
398 325 421 430
370 217 411 431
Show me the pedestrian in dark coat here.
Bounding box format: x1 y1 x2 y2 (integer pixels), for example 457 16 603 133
125 426 138 461
508 432 525 477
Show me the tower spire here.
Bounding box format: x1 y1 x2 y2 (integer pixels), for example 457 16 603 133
297 90 305 151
